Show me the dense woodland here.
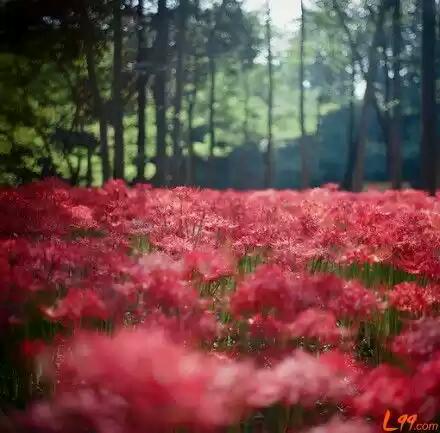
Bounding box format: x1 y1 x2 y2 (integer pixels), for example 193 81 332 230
0 0 438 192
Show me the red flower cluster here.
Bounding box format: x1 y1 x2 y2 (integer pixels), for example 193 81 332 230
0 179 439 433
232 267 379 321
24 329 361 433
388 282 440 315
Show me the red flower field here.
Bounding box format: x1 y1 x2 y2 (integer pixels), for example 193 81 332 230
1 179 440 432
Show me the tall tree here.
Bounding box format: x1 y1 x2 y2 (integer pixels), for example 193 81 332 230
299 0 309 189
389 0 402 189
79 1 111 182
183 7 210 186
205 0 235 160
331 0 389 190
347 55 356 172
153 0 169 186
86 139 94 187
242 66 251 145
112 0 125 180
186 77 197 185
330 0 362 189
377 24 391 167
420 0 437 195
264 0 274 187
207 23 217 159
185 50 204 186
239 12 260 146
171 0 189 184
349 2 387 192
136 0 148 182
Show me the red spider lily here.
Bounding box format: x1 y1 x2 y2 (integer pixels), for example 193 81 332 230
287 308 350 344
22 332 363 432
247 313 286 340
231 264 296 319
232 267 379 322
183 248 235 282
328 280 382 319
352 364 428 419
388 282 439 316
391 317 440 363
3 181 440 432
25 328 255 433
247 349 357 408
44 288 110 322
414 352 440 419
138 267 199 312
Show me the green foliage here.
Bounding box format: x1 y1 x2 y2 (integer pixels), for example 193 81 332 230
0 0 428 186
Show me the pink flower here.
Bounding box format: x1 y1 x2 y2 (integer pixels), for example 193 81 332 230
352 365 421 417
26 328 255 432
388 282 439 315
44 289 109 322
67 205 98 230
183 248 235 282
288 308 349 344
248 350 355 408
328 280 381 319
231 264 296 319
140 268 198 312
391 318 440 362
247 314 285 339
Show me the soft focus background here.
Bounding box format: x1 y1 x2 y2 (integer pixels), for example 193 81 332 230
0 0 438 192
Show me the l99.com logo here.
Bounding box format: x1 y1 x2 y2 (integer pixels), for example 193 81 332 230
383 410 439 431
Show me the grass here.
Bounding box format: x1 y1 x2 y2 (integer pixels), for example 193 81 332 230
309 258 426 288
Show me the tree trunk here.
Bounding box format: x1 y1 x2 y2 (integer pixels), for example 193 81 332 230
112 0 125 180
243 66 250 145
381 36 392 172
315 94 322 137
98 115 110 183
186 55 198 186
299 0 309 189
186 92 196 185
264 1 274 188
332 0 359 189
82 122 93 187
67 154 83 186
208 54 216 158
79 3 111 183
136 0 148 182
375 24 393 181
349 2 387 192
421 0 437 195
171 0 189 185
372 91 390 151
153 0 169 186
86 144 93 187
342 58 356 188
389 0 402 189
